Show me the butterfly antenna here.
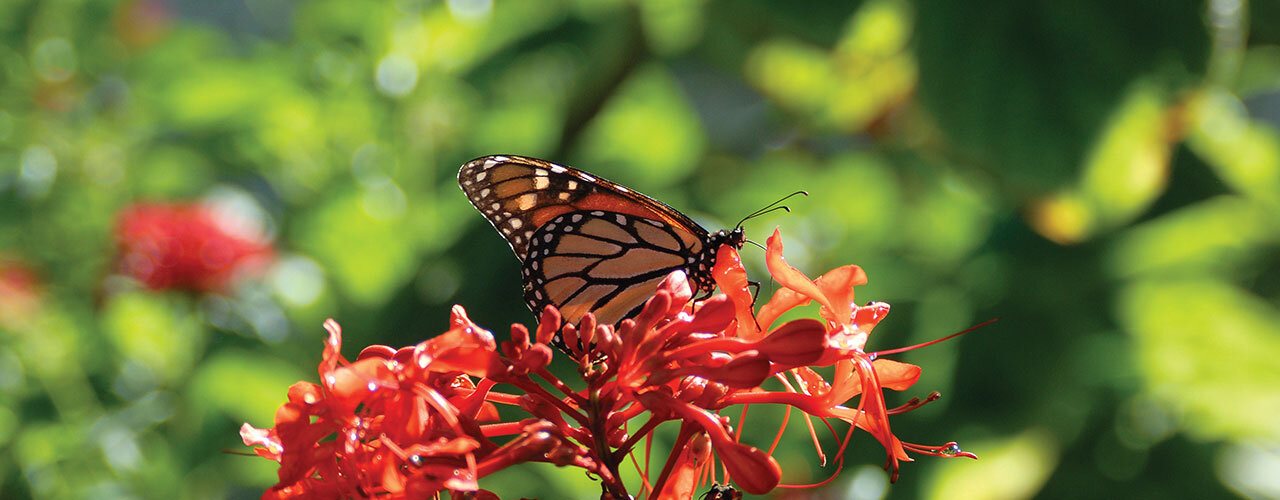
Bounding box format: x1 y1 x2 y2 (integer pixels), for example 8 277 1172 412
735 191 809 228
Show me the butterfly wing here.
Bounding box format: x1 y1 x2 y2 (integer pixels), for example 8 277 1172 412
523 209 699 325
458 155 712 324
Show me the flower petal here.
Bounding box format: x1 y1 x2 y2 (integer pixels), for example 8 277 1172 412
702 354 771 388
716 439 781 495
712 245 760 339
757 318 827 366
657 432 713 499
687 294 735 334
872 359 921 391
762 229 835 328
655 270 694 316
811 265 866 327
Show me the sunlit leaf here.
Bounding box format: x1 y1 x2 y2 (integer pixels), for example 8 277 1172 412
1107 196 1278 278
925 429 1058 500
188 349 308 425
1119 279 1280 440
639 0 707 55
1185 88 1280 204
746 39 835 118
1079 84 1173 227
472 100 561 156
574 64 706 190
294 187 418 307
102 292 206 385
829 0 916 131
1027 190 1094 245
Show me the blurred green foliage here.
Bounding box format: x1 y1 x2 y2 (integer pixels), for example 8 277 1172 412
2 0 1280 498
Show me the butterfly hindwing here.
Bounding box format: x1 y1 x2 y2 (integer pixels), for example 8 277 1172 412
522 210 700 325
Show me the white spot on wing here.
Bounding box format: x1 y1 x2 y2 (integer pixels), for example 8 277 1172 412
551 165 567 174
517 194 536 210
475 171 488 181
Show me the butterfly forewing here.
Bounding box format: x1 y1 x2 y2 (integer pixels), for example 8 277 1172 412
459 155 707 259
459 156 592 257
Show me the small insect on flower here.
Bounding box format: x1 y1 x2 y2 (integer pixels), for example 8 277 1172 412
701 483 742 500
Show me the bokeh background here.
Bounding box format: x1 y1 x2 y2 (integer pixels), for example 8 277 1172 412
3 0 1280 498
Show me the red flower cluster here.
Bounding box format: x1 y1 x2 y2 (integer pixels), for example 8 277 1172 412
115 202 273 292
243 229 976 499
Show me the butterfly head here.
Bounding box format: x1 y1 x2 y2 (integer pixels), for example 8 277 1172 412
711 226 747 251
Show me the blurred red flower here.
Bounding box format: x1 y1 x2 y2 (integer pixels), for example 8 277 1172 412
115 202 273 292
243 228 977 499
0 258 42 328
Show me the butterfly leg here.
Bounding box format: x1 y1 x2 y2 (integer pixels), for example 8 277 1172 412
747 280 766 331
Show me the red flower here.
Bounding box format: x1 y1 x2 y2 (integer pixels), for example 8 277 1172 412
0 257 42 328
244 228 977 498
115 201 273 292
719 229 975 481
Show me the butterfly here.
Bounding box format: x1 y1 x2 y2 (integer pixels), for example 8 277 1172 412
458 155 748 351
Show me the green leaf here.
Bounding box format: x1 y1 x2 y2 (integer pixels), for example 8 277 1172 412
1119 278 1280 440
294 187 418 307
187 349 309 425
574 64 707 190
101 292 206 385
925 429 1059 500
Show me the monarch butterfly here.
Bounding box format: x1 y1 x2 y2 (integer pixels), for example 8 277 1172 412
457 155 750 352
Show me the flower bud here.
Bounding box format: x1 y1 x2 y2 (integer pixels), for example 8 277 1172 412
520 344 552 371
